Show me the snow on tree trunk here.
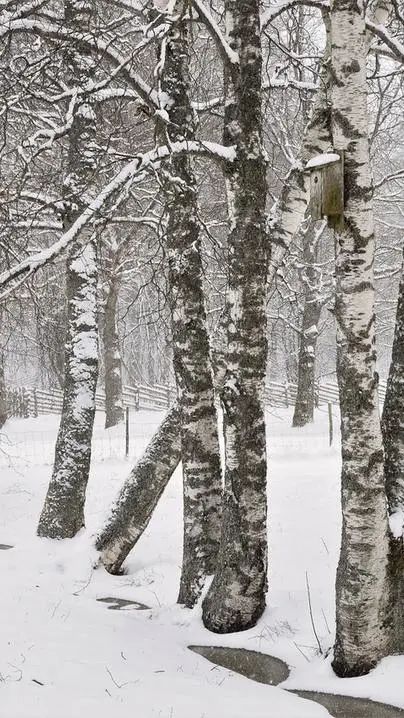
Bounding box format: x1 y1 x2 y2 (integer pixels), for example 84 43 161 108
382 248 404 654
156 4 222 607
202 0 269 634
96 405 181 574
292 224 322 427
103 277 124 429
330 0 390 677
37 0 99 539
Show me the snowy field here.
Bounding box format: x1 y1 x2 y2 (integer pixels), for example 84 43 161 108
1 407 404 717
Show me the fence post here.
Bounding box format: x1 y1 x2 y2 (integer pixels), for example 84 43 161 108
135 388 140 412
125 406 130 457
21 387 29 418
33 388 38 417
328 402 333 447
166 386 171 408
284 382 289 408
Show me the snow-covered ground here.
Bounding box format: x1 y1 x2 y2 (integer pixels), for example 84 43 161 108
1 407 403 717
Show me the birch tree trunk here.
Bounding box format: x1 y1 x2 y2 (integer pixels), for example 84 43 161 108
292 224 323 427
202 0 269 634
0 352 7 429
268 12 332 287
103 276 124 429
381 248 404 654
156 3 222 607
96 405 181 574
37 0 99 539
331 0 390 677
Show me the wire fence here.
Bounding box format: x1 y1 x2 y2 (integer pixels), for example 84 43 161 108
3 374 384 467
0 411 163 468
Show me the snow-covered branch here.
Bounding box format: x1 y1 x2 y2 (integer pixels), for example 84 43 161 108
191 0 239 66
0 140 235 295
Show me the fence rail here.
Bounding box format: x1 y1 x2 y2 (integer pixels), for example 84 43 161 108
5 378 388 419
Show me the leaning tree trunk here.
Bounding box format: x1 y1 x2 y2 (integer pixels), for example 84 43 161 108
292 223 323 427
38 0 99 539
331 0 390 677
156 3 222 607
103 277 124 429
381 247 404 654
96 405 181 573
202 0 269 634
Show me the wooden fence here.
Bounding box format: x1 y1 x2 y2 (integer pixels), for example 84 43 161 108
6 383 175 419
6 378 387 419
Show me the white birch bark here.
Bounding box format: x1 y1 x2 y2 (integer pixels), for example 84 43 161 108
202 0 269 634
37 0 99 539
331 0 390 677
156 2 222 607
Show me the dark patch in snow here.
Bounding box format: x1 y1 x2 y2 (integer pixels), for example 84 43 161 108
291 690 404 717
188 645 289 686
96 596 150 611
189 646 404 717
0 543 13 550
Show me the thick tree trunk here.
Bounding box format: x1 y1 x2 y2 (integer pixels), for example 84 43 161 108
381 248 404 654
292 225 322 427
156 4 222 607
37 0 99 539
103 278 124 429
202 0 269 634
331 0 390 677
96 405 181 574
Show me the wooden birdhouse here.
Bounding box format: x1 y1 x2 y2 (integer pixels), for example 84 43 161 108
306 151 344 228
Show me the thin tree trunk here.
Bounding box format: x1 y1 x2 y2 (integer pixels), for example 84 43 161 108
331 0 390 677
381 247 404 654
292 304 321 427
38 0 99 539
202 0 269 634
268 11 332 287
103 277 124 429
0 351 7 429
155 4 222 607
292 224 323 427
96 405 181 574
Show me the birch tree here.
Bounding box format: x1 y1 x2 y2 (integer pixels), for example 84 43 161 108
154 1 222 607
96 405 181 573
331 0 390 677
292 222 326 427
37 0 99 539
202 0 269 634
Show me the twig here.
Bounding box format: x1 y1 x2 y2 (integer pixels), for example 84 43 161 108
305 571 323 655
